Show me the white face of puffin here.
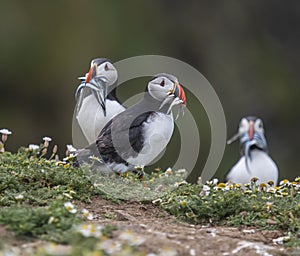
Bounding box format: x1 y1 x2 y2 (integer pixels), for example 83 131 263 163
86 60 118 86
228 116 265 146
147 74 186 116
238 118 264 136
93 61 118 86
148 75 178 102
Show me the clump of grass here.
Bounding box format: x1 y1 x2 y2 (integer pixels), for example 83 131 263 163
0 201 81 242
87 166 188 202
159 178 300 246
0 147 104 206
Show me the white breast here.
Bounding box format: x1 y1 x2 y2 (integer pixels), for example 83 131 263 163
77 94 125 144
127 112 174 167
227 149 279 185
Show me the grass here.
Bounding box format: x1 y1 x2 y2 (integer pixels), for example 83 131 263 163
0 137 299 254
159 179 300 247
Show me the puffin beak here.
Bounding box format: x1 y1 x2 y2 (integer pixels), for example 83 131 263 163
85 64 108 116
85 64 97 84
249 121 254 140
173 83 186 105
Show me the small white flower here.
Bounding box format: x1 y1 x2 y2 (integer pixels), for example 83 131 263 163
15 194 24 200
100 239 122 254
174 180 187 187
266 187 276 193
66 144 77 152
165 167 173 176
0 129 12 135
175 169 187 175
64 202 77 214
48 216 56 224
43 243 71 255
119 230 145 246
88 155 101 162
279 179 290 186
199 185 211 196
76 224 103 238
63 153 78 161
82 209 93 220
43 136 52 142
28 144 40 151
206 178 218 186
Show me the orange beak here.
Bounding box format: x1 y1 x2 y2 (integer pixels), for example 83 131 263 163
174 83 186 105
249 121 254 140
85 64 97 84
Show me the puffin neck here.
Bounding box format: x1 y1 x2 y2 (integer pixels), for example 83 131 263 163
107 88 123 105
141 92 172 114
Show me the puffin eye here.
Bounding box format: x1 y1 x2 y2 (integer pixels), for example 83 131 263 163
160 80 165 87
104 64 109 71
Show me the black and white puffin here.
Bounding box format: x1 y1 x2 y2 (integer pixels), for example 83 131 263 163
225 116 279 185
74 58 125 145
96 73 186 175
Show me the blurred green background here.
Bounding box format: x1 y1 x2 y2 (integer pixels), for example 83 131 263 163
0 1 299 182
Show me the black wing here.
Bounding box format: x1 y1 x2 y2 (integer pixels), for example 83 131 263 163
96 111 156 165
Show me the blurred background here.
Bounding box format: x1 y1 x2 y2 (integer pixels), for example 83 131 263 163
0 1 299 181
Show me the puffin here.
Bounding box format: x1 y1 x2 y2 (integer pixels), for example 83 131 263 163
225 116 279 185
95 73 186 175
74 58 125 145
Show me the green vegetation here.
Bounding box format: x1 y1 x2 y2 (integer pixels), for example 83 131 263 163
0 141 299 254
159 178 300 247
0 144 153 255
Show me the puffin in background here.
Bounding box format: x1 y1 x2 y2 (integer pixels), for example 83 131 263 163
225 116 279 185
73 58 125 147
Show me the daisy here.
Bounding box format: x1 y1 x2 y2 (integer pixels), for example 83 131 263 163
64 202 77 214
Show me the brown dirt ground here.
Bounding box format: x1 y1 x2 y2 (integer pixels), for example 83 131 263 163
1 197 300 256
78 197 299 256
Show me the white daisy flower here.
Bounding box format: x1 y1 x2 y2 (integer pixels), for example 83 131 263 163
48 216 56 224
165 167 173 176
15 194 24 200
63 153 78 161
76 224 103 238
82 209 94 220
174 180 188 187
44 243 71 255
100 239 122 254
43 136 52 142
64 202 77 214
28 144 40 151
0 128 12 135
199 185 211 196
119 230 145 246
175 169 187 176
66 144 77 152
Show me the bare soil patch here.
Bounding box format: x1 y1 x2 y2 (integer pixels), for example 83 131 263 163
78 197 296 256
